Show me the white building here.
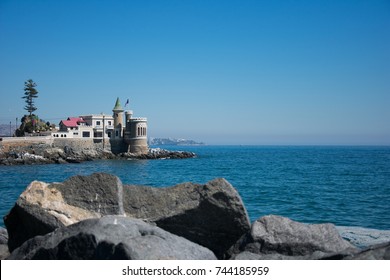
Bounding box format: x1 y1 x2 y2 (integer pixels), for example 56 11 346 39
80 114 114 138
52 114 114 139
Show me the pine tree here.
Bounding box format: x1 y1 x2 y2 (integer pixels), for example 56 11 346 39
22 79 38 117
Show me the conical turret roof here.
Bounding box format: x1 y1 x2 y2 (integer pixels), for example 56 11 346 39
113 97 124 112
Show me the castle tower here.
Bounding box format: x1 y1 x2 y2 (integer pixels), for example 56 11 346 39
112 97 124 139
122 101 148 154
124 116 148 154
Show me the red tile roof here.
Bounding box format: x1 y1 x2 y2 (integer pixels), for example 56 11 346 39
60 117 85 127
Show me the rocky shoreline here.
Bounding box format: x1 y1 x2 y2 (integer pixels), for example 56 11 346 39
0 144 196 165
1 173 389 260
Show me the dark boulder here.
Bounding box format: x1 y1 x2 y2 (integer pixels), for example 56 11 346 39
122 178 250 259
7 216 216 260
228 215 357 259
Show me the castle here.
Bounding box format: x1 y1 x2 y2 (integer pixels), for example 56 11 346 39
52 98 148 154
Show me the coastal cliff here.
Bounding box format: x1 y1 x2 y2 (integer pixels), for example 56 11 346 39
2 173 390 260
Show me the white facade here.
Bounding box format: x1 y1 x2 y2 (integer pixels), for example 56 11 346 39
52 114 114 139
52 125 94 139
80 114 114 139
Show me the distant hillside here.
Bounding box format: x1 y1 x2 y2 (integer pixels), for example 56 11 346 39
149 138 205 146
0 124 17 137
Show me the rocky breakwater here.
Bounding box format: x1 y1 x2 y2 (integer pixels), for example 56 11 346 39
0 139 195 165
0 139 114 165
126 148 196 160
2 173 390 260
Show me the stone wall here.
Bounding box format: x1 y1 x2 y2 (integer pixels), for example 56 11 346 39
109 139 128 154
52 138 111 152
1 137 114 154
0 137 53 153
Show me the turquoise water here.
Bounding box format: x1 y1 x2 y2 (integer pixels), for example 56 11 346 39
1 146 389 229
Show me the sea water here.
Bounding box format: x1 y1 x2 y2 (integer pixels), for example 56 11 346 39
0 146 389 229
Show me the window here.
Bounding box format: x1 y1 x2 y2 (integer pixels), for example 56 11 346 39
96 121 101 126
82 131 90 138
94 132 103 138
108 121 112 125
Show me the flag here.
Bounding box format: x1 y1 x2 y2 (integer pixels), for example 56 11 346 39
125 99 129 107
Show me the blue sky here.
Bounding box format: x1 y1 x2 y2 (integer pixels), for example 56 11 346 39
0 0 389 145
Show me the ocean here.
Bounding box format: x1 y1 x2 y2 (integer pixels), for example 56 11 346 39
0 145 389 230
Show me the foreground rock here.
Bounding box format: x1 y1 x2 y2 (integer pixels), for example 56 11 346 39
340 242 390 260
228 215 358 260
123 177 250 258
4 173 250 258
337 226 390 248
0 227 9 260
7 216 216 260
0 227 8 244
5 173 387 260
4 173 123 251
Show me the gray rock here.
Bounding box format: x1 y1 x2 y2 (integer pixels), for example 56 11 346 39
337 226 390 248
128 148 196 159
4 173 124 251
0 226 8 244
342 242 390 260
228 215 357 259
231 251 289 260
4 173 250 259
0 244 9 260
0 227 9 260
7 216 216 260
122 178 250 259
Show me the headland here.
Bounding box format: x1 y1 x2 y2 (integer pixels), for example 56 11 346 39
0 137 195 165
1 97 196 165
